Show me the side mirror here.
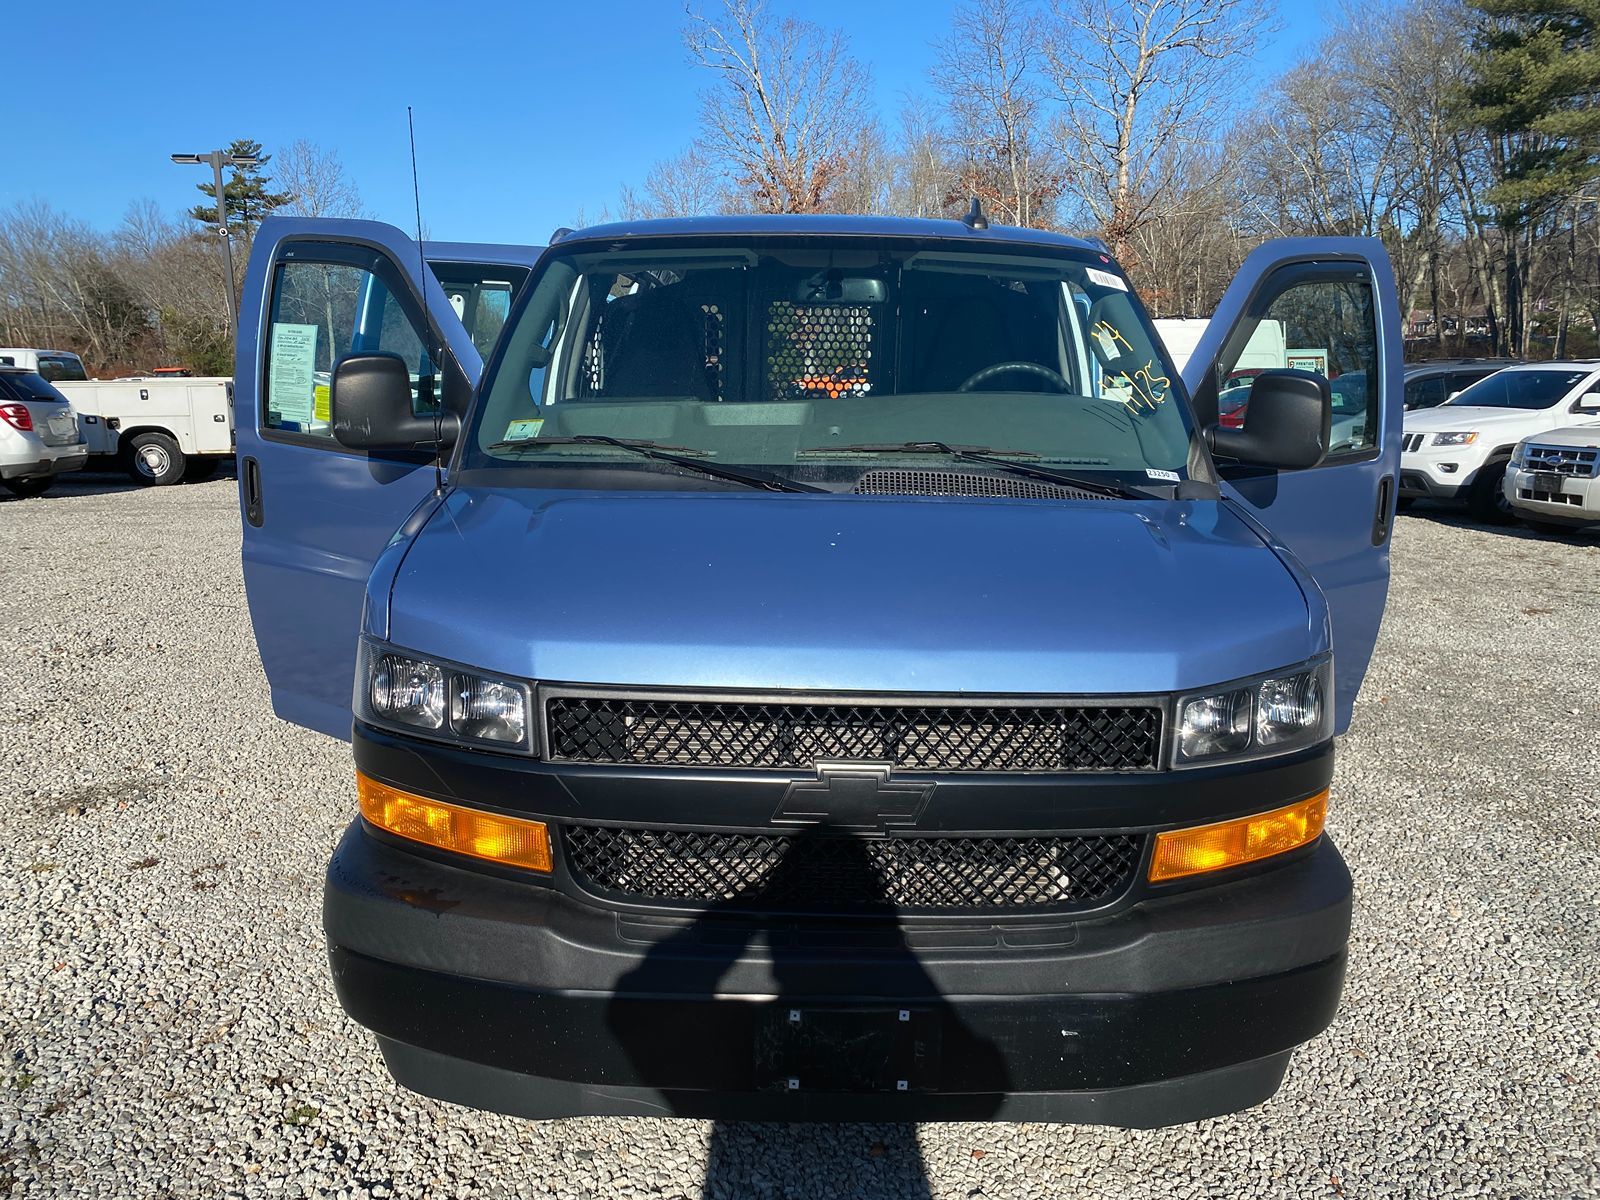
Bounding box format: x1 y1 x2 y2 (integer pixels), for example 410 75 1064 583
331 353 458 451
1207 369 1330 470
1574 391 1600 413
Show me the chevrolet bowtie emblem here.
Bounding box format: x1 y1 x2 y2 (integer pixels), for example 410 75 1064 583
773 761 935 830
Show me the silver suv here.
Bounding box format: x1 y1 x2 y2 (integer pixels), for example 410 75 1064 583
0 367 88 497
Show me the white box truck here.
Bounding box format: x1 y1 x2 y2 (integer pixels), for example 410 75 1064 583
1152 319 1288 375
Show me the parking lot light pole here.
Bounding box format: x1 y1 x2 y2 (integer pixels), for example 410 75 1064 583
170 150 262 335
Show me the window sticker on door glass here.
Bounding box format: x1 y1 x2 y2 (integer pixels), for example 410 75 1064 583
1085 267 1128 292
313 383 331 423
503 418 544 441
268 323 319 424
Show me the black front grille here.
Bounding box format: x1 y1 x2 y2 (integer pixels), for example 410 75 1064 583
546 698 1162 772
565 826 1142 911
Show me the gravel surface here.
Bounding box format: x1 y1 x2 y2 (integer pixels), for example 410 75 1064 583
1 474 1597 1199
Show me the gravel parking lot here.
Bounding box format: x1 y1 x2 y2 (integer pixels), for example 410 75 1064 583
1 474 1597 1199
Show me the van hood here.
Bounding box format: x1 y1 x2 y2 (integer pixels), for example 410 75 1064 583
1404 404 1558 433
385 488 1319 696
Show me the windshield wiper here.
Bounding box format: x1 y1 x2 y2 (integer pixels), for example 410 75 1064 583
797 441 1148 499
485 434 825 493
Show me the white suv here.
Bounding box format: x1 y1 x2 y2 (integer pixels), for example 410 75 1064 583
1504 424 1600 532
1399 362 1600 521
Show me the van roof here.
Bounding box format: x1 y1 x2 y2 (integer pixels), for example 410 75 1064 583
555 214 1103 255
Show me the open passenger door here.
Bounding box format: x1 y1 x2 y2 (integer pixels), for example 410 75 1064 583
1183 238 1403 733
235 217 540 739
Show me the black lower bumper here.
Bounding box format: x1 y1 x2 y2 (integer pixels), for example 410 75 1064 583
324 824 1351 1127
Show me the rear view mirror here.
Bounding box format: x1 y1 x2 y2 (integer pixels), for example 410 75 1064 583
796 272 886 304
331 353 458 451
1208 369 1331 471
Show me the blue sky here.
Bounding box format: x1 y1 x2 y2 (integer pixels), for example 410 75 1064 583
2 0 1329 244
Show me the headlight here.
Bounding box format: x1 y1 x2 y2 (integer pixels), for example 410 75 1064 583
357 637 531 748
1173 658 1332 767
1509 445 1528 467
451 674 528 744
370 653 445 730
1431 431 1478 446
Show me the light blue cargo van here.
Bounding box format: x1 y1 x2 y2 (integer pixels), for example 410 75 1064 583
236 213 1400 1127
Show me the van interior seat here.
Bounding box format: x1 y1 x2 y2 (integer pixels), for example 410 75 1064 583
908 277 1058 392
587 287 714 401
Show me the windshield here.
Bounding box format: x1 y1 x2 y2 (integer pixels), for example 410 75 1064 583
465 237 1191 492
1445 369 1588 410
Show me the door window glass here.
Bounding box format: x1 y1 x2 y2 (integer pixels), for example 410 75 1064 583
264 251 435 441
1211 269 1380 460
1405 375 1446 410
432 263 528 361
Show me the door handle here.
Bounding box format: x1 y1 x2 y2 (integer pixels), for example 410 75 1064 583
1371 474 1394 546
243 456 264 528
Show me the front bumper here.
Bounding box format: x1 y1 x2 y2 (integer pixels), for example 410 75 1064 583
1398 448 1482 498
324 730 1351 1127
1504 464 1599 525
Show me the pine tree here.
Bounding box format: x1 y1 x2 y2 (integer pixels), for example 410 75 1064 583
1466 2 1600 212
1463 1 1600 352
187 139 295 236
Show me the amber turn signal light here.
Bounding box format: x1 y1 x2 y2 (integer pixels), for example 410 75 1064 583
1149 791 1328 882
356 772 552 872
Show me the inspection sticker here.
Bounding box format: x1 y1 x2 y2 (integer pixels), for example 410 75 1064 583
1085 267 1128 292
1146 468 1180 482
503 418 545 441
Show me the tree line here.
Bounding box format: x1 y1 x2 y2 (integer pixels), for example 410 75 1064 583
619 0 1600 359
0 139 365 375
3 0 1597 375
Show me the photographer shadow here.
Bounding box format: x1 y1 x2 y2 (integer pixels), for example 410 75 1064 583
604 828 1009 1199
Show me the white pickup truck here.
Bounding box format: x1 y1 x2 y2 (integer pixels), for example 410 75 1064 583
2 347 236 485
55 376 234 484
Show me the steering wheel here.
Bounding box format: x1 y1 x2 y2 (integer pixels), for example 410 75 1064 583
957 361 1070 393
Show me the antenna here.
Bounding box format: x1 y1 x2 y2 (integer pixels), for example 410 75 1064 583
961 196 989 230
408 106 446 497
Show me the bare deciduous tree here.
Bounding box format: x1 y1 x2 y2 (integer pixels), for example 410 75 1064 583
1044 0 1272 259
886 97 957 219
278 140 368 219
0 203 149 371
1127 148 1252 314
620 145 727 218
684 0 876 213
933 0 1061 226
